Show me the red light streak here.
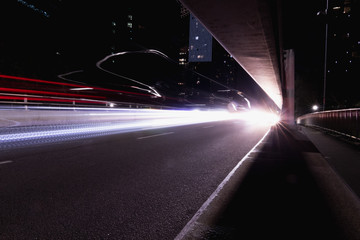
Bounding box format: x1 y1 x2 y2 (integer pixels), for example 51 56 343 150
0 74 86 88
0 74 153 97
0 95 104 104
0 87 106 99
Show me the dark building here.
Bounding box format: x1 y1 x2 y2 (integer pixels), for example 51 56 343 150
188 14 213 62
326 0 360 109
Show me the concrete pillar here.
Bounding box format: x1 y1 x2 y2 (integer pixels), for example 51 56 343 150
283 49 295 125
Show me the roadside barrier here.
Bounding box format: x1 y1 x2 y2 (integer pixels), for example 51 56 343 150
297 108 360 141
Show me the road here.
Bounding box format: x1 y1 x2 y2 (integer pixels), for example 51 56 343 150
0 120 270 239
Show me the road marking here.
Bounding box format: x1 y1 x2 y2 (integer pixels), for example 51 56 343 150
0 160 13 165
174 128 271 240
137 132 174 140
202 125 214 129
0 118 21 127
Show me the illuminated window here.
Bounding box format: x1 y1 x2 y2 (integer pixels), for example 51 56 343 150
195 36 199 40
128 15 133 20
112 21 116 26
127 22 132 28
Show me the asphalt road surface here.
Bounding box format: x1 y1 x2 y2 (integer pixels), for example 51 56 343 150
0 120 270 239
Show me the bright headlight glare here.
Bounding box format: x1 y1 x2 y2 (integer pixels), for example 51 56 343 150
0 108 279 148
235 110 280 126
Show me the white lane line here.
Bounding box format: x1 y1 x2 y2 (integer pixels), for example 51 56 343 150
137 132 174 140
202 125 214 129
0 160 13 165
0 118 21 127
174 128 271 240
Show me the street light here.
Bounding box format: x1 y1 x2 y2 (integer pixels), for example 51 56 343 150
312 105 319 111
317 0 329 111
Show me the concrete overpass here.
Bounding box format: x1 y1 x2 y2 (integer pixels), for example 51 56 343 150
179 0 285 110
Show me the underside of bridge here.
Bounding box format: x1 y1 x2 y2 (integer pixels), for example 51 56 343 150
179 0 284 110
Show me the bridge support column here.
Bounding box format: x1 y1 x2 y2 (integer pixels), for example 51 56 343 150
282 49 295 125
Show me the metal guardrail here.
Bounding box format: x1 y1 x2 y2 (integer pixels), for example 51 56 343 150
297 108 360 141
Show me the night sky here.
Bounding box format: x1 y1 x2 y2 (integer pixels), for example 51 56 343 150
282 0 327 115
1 0 357 113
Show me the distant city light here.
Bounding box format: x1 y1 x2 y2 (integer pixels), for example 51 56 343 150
17 0 50 17
312 105 319 111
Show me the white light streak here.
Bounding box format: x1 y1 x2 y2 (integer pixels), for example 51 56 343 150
137 132 174 140
0 161 13 165
69 88 93 91
96 50 164 98
0 108 279 147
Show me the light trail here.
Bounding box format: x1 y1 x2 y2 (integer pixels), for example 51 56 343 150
0 160 13 165
57 70 87 85
0 107 279 148
0 74 89 88
0 87 105 99
0 95 105 104
96 50 162 98
95 49 243 100
0 74 154 97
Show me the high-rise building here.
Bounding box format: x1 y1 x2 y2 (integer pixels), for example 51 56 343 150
188 14 213 62
326 0 360 108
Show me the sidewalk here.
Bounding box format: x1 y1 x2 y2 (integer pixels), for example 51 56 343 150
299 125 360 198
178 123 360 240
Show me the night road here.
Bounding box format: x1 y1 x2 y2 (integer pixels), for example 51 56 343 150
0 120 270 239
2 0 360 239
